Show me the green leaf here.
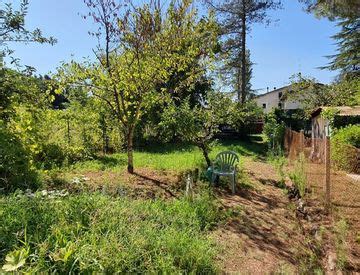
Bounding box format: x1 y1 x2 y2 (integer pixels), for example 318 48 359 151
2 247 29 272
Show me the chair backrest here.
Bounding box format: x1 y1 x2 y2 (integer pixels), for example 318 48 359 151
214 151 239 171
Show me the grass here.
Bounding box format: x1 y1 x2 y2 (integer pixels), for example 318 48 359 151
1 137 263 273
0 190 220 273
70 137 265 173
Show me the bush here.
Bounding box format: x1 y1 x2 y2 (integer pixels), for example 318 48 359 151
331 125 360 173
0 192 219 273
35 143 66 170
263 111 286 151
0 123 39 193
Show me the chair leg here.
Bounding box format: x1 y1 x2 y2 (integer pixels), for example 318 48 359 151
232 173 236 194
211 173 216 186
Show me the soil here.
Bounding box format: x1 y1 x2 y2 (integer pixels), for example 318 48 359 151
213 159 313 274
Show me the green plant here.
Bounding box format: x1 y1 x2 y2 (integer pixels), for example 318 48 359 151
334 219 349 270
2 247 29 272
263 111 286 152
269 154 287 188
356 232 360 244
0 122 39 193
289 153 307 197
159 92 233 167
0 191 220 273
331 125 360 173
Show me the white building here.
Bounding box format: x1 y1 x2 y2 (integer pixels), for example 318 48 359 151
255 85 301 114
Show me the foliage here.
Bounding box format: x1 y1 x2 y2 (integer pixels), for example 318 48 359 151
274 108 309 132
289 153 307 198
321 107 339 130
0 0 56 62
332 124 360 147
55 0 219 173
322 17 360 78
289 74 360 114
219 48 254 101
159 91 232 166
0 121 38 193
0 68 50 121
230 100 263 135
263 111 286 151
331 125 360 172
0 192 219 273
299 0 359 19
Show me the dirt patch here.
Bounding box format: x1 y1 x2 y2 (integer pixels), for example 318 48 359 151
306 163 360 272
212 159 310 274
63 168 184 199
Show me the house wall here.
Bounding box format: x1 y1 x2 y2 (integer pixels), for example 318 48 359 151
255 91 282 114
255 88 301 114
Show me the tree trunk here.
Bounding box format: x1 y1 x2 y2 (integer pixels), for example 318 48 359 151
199 143 211 167
237 66 241 102
240 1 247 103
127 127 134 174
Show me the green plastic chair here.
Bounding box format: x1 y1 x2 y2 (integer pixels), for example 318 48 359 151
211 151 239 194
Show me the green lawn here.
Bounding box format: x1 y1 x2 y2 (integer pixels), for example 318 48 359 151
71 137 265 172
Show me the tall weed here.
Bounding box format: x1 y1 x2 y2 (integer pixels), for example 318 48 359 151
0 191 219 273
289 153 307 197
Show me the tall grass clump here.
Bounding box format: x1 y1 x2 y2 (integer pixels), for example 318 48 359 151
268 151 287 188
334 219 349 270
0 191 219 273
289 153 307 197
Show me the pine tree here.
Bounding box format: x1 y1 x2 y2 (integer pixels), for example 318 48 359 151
221 48 254 100
206 0 281 103
299 0 360 19
323 17 359 78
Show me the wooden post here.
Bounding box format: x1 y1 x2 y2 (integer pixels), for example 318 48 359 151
300 130 304 154
324 136 331 210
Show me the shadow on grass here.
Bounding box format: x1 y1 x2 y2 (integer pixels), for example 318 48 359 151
216 137 266 159
136 142 196 154
136 136 266 158
94 155 127 168
132 172 178 198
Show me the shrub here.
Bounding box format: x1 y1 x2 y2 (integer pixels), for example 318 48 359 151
0 192 219 273
263 111 286 151
331 125 360 173
0 123 39 193
35 143 66 170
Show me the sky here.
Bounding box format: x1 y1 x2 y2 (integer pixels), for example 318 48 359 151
7 0 340 95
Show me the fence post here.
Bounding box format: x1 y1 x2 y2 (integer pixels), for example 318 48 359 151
300 130 304 154
324 136 331 210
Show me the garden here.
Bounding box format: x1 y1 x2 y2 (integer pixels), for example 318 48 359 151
1 0 360 273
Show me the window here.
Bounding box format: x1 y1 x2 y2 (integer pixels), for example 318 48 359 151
278 102 282 109
262 103 266 109
278 92 283 98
